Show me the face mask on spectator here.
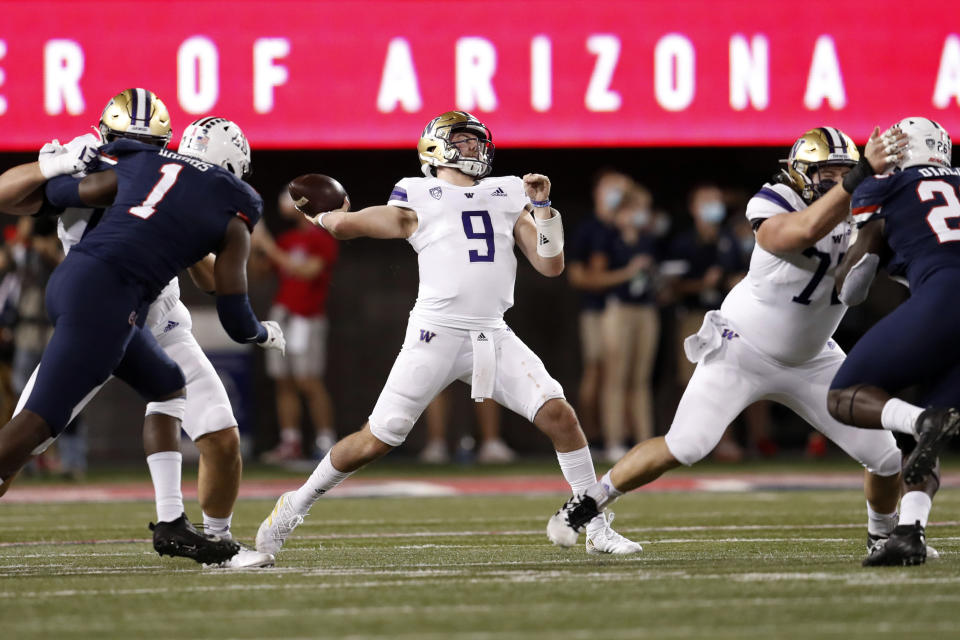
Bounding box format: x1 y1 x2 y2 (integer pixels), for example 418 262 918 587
631 209 651 228
698 200 726 224
603 187 624 211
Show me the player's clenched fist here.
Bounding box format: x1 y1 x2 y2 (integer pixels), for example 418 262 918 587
522 173 551 203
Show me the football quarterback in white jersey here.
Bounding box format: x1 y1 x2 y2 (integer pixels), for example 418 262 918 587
0 89 274 568
546 125 921 562
256 110 641 557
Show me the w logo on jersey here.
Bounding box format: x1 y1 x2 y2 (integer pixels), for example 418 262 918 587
419 330 437 343
832 234 844 244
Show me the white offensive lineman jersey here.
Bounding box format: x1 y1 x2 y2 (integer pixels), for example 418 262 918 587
57 207 181 329
719 182 851 364
388 175 528 330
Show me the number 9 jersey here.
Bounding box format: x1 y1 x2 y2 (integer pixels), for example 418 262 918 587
719 181 851 365
388 175 529 330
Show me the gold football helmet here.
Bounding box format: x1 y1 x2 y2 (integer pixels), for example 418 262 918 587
99 88 172 147
780 126 859 202
417 110 494 178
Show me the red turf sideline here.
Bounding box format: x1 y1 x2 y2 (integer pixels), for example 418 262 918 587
5 471 960 503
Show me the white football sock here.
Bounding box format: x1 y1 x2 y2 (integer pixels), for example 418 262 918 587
866 500 897 538
899 491 933 528
880 399 924 435
555 446 597 495
203 513 232 538
146 451 184 523
291 452 351 513
556 446 610 531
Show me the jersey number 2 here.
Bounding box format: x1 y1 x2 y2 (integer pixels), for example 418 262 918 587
462 210 495 262
129 163 183 219
919 180 960 244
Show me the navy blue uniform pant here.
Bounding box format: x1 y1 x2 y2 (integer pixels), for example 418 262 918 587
23 251 184 434
831 269 960 408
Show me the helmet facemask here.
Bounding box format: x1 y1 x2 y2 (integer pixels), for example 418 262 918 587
780 127 859 203
418 111 495 178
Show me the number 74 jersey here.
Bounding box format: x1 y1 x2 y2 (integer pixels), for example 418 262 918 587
388 175 529 330
720 182 851 365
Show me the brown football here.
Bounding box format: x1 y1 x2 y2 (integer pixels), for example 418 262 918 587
287 174 349 216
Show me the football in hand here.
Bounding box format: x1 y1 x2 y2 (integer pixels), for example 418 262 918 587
287 174 349 216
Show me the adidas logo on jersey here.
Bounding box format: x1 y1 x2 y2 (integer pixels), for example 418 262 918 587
163 320 180 333
491 187 507 197
476 332 488 342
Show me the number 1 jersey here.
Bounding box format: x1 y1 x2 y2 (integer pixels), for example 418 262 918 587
74 139 263 299
388 175 528 330
720 182 851 365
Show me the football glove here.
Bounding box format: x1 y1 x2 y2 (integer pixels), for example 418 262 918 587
258 320 286 356
37 133 100 179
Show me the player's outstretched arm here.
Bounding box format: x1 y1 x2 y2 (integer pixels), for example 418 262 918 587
0 162 47 215
306 205 418 240
515 173 564 277
756 127 906 253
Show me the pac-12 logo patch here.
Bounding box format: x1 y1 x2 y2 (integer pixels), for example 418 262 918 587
429 186 443 200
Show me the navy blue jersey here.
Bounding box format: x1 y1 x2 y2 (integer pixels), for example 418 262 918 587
606 231 659 305
568 216 614 311
72 139 263 297
852 165 960 289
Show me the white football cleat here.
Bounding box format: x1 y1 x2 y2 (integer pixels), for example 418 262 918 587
585 512 642 555
206 542 275 569
256 491 304 555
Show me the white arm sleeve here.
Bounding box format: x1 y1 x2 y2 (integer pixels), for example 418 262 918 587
838 253 880 306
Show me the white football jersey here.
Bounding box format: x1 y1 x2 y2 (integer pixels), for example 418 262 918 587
58 206 180 329
388 175 528 330
720 182 851 365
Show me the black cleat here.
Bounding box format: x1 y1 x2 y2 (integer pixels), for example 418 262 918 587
546 494 601 547
862 521 927 567
149 513 240 565
904 408 960 485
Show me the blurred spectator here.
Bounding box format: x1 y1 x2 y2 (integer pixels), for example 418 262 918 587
419 391 515 464
566 169 632 446
254 190 339 462
662 184 746 461
598 185 662 461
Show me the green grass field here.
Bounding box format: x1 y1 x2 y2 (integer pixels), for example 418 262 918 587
2 467 959 639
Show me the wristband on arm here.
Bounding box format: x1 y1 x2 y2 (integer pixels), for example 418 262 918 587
841 154 876 194
534 208 564 258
